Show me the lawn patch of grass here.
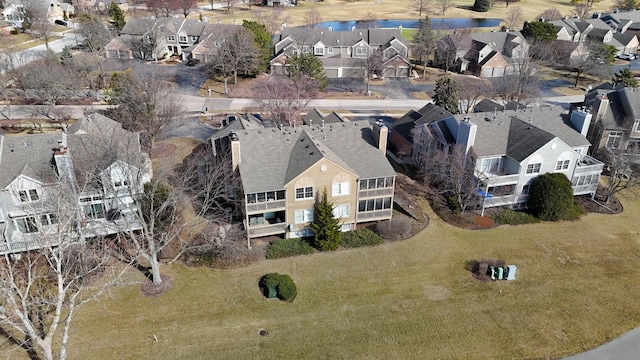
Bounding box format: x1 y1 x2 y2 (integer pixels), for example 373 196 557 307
61 194 640 360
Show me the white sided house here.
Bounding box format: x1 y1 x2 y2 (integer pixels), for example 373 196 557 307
412 106 605 214
0 113 151 255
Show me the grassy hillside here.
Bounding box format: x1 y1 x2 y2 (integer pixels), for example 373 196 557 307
55 195 640 360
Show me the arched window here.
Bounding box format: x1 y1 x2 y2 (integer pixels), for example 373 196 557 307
294 178 314 200
555 152 572 171
332 174 350 196
526 155 543 175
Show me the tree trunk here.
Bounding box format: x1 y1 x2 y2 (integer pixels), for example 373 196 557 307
150 253 162 284
233 70 238 84
574 71 581 87
223 77 229 95
38 337 54 360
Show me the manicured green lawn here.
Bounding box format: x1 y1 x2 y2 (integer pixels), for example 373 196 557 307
55 195 640 360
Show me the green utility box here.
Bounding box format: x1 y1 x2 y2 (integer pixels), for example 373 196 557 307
267 286 277 299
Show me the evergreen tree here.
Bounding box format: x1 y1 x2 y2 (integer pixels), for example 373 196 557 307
433 77 459 114
527 173 575 221
473 0 491 12
520 21 557 41
412 16 437 78
286 53 329 90
613 68 639 87
109 2 126 32
59 46 73 66
309 189 341 251
243 20 272 72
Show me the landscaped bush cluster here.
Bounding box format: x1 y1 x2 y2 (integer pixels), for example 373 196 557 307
265 237 315 259
259 273 297 301
182 242 264 269
375 217 412 241
492 209 541 225
340 228 385 248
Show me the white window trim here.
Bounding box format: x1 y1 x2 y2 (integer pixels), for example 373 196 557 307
168 35 176 41
333 204 349 218
314 46 324 55
18 189 39 202
332 182 350 196
295 209 314 223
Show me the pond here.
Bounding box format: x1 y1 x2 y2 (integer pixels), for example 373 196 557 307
313 18 503 31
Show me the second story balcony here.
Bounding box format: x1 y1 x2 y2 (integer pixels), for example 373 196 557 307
574 155 604 175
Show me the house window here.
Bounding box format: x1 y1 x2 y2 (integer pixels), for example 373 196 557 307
295 187 314 200
314 46 324 55
355 47 367 56
481 157 500 174
18 189 39 202
332 173 350 196
341 223 351 232
291 227 313 238
358 197 392 212
15 217 38 234
359 177 393 190
295 209 314 223
213 41 220 47
526 155 543 175
526 163 541 174
607 131 623 149
114 180 130 188
179 36 187 43
635 122 640 132
168 35 176 42
247 190 285 204
40 214 58 226
80 196 105 219
327 47 333 54
333 204 349 218
190 36 198 42
555 160 570 171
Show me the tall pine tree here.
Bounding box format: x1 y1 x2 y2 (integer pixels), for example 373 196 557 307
109 2 126 32
309 189 341 251
433 77 459 114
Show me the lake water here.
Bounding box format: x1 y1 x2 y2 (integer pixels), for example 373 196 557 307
314 18 503 31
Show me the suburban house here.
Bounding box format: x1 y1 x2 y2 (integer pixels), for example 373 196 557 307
209 117 396 242
388 103 452 161
549 17 639 55
473 99 526 113
578 83 640 155
270 27 411 78
105 18 236 61
435 31 530 78
301 109 349 126
1 0 73 28
411 106 604 213
0 113 151 255
596 10 640 36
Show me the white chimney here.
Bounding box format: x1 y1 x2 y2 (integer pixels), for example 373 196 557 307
372 120 388 154
229 131 241 171
457 118 477 155
570 108 593 137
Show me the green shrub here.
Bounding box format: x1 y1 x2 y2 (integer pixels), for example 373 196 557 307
527 173 576 221
265 237 314 259
564 203 585 221
341 228 384 248
259 273 297 301
447 196 461 214
492 209 540 225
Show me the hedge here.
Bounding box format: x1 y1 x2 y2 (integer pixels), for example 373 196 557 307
492 209 540 225
259 273 297 301
341 228 385 248
265 237 314 259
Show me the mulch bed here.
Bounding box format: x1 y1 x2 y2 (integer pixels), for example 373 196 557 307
575 194 623 214
141 274 173 297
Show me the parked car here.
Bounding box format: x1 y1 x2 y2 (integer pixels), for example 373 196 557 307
617 53 636 61
54 19 67 27
185 58 200 66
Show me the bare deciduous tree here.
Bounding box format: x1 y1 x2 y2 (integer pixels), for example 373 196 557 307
12 51 78 105
105 68 184 148
613 0 637 10
253 8 289 36
252 76 318 127
175 0 197 18
597 149 640 203
304 7 322 28
20 0 53 48
574 0 595 20
126 21 164 61
457 77 489 113
422 144 479 214
493 56 541 104
205 27 261 94
410 0 429 16
503 6 524 30
146 0 178 17
538 8 563 21
436 0 455 15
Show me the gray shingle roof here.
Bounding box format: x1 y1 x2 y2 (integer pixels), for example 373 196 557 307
0 132 62 188
391 103 452 142
235 122 396 194
455 107 590 158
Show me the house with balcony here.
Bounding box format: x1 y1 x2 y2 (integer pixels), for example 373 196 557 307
270 27 410 78
548 17 639 55
0 113 151 255
411 106 604 214
579 83 640 155
210 117 396 242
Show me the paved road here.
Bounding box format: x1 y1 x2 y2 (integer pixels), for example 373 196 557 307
562 326 640 360
0 29 82 69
